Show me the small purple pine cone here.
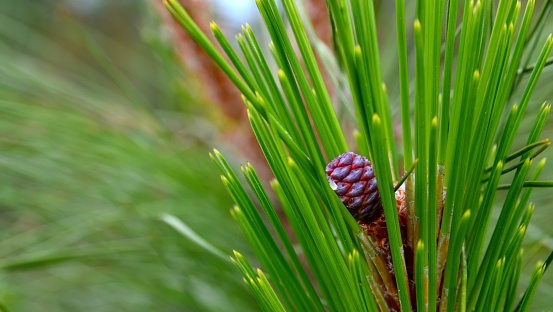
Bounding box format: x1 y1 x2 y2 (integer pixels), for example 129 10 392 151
325 152 382 223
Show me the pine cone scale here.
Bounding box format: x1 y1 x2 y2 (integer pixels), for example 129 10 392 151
346 181 366 197
343 168 363 182
329 166 350 180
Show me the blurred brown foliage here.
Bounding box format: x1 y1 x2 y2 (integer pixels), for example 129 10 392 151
153 0 339 173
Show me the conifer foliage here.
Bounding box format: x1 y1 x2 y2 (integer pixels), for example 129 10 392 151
165 0 553 310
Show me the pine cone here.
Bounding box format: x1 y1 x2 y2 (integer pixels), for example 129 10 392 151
325 152 382 223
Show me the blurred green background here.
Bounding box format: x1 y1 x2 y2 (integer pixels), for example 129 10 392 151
1 0 553 311
0 0 259 311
